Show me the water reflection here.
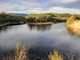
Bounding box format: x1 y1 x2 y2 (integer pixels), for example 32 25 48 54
0 23 80 60
27 24 51 31
0 25 22 33
66 27 74 35
0 27 9 32
67 26 80 35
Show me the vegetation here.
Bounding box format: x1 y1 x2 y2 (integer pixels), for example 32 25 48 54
2 45 80 60
66 15 78 26
3 43 28 60
48 50 63 60
0 12 80 26
25 14 53 22
48 50 80 60
67 16 80 35
14 43 28 60
0 12 26 25
25 13 72 23
66 15 80 33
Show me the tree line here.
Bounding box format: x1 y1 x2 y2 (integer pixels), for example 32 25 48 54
25 13 74 23
0 12 26 24
0 12 80 25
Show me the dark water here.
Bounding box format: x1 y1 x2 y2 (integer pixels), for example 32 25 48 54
0 23 80 59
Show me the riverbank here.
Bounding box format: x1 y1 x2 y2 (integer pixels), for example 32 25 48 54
0 22 54 27
0 22 25 27
27 22 54 25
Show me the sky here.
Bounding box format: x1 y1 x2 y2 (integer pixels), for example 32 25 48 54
0 0 80 14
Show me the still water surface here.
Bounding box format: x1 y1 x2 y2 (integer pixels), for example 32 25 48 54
0 23 80 54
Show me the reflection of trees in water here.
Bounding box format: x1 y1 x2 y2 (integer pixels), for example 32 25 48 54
0 26 13 32
0 27 9 32
67 26 80 35
27 24 52 31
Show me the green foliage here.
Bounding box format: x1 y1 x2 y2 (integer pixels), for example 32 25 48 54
0 12 26 24
0 12 80 24
25 14 53 22
25 13 70 23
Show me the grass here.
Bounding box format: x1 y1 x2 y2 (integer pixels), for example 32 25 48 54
48 50 63 60
3 43 28 60
2 44 80 60
14 43 28 60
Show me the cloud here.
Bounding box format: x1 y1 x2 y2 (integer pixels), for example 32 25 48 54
3 7 80 14
60 0 77 3
63 2 80 9
0 0 80 14
48 7 80 14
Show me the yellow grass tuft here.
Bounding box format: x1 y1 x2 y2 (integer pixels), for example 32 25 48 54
48 50 63 60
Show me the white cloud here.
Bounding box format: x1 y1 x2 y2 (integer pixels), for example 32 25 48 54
2 7 80 14
61 0 77 3
0 0 80 14
47 7 80 14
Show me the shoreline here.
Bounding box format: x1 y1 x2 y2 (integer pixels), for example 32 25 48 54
27 22 54 25
0 22 54 27
0 22 25 27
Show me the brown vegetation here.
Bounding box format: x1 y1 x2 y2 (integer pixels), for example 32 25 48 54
2 44 80 60
3 43 28 60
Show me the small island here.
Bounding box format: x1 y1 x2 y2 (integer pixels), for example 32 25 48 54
27 22 54 25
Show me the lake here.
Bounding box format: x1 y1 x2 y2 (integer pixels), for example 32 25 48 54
0 23 80 60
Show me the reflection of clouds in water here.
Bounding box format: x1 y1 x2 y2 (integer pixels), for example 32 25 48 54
0 23 80 51
40 23 80 51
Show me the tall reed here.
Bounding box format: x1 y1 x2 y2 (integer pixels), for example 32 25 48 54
3 43 28 60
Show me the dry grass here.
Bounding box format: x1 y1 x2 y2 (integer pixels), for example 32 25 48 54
14 43 28 60
3 43 28 60
2 44 80 60
48 50 63 60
